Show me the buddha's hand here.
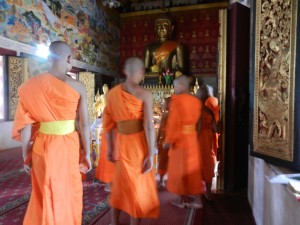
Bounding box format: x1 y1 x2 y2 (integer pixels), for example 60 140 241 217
142 155 154 174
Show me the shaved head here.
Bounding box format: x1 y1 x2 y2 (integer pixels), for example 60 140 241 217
174 75 189 88
48 41 73 75
173 75 190 94
124 57 144 76
49 41 72 60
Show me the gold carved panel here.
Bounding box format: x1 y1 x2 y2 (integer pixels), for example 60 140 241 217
8 56 25 120
79 72 95 124
254 0 297 161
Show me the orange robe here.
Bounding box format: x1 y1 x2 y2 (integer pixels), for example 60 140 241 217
205 97 220 155
199 107 215 183
157 112 169 175
95 132 115 183
165 93 203 195
12 73 83 225
103 84 160 218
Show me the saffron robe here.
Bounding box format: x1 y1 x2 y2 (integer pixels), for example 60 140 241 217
165 93 203 195
12 73 83 225
103 85 160 218
157 112 169 175
205 96 220 155
199 106 215 183
95 131 115 183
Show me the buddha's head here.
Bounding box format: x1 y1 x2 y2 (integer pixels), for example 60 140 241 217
155 14 174 41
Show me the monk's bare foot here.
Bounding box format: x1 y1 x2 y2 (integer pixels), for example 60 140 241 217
171 200 186 208
104 183 111 192
185 202 203 209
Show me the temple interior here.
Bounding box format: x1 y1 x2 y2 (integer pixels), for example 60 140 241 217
1 0 300 225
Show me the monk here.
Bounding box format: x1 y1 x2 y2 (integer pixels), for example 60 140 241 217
205 85 220 175
164 75 203 209
12 41 92 225
196 85 218 201
103 57 160 225
156 97 170 187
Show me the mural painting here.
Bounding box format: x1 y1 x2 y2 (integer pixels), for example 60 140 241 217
0 0 120 73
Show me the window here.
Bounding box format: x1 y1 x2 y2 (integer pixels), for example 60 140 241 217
0 56 4 120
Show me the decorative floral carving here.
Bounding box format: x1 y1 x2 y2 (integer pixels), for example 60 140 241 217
254 0 296 161
8 57 25 120
79 72 95 124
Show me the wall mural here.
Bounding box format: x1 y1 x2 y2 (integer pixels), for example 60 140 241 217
120 8 219 77
253 0 297 162
0 0 120 73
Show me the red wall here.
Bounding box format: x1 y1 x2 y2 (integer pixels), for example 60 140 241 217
120 8 219 77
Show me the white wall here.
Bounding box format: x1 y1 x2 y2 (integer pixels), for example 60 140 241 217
248 155 300 225
0 121 21 150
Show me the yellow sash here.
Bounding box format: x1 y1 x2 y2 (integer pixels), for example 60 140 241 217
39 120 75 135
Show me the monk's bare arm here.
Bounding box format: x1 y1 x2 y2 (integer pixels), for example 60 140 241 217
142 89 155 173
143 90 155 156
76 82 92 171
21 124 32 174
106 131 114 162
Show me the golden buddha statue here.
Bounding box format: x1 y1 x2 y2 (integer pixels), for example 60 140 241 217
93 84 109 119
144 14 185 75
193 78 200 94
93 90 102 119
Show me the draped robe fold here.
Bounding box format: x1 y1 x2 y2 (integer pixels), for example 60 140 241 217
95 131 115 183
157 112 169 175
199 109 215 182
103 85 160 218
165 94 203 195
12 73 83 225
205 96 220 155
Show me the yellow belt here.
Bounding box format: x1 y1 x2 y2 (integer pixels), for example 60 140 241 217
39 120 75 135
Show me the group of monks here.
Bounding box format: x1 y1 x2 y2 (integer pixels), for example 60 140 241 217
12 41 219 225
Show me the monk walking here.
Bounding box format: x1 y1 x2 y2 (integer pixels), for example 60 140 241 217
103 57 160 225
157 97 170 187
164 75 204 209
12 41 92 225
205 85 220 176
196 85 218 201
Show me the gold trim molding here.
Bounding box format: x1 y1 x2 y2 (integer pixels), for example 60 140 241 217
120 2 228 18
253 0 297 161
217 8 227 190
